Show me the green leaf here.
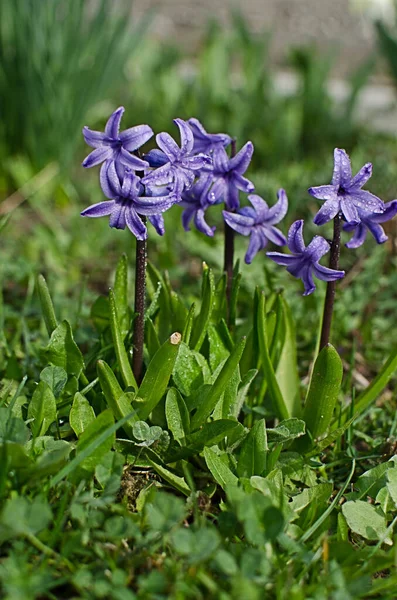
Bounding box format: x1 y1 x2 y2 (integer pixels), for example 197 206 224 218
237 419 268 478
0 496 52 542
90 296 110 333
203 447 238 489
113 254 129 338
190 264 214 351
136 332 182 420
212 273 227 323
109 289 137 391
231 369 258 419
172 342 208 396
190 337 246 430
207 323 230 371
256 290 289 421
165 388 190 443
95 451 124 490
36 274 57 336
267 418 306 445
75 409 115 472
27 381 57 437
145 457 190 496
170 527 221 564
387 468 397 508
351 460 396 500
186 420 239 450
350 346 397 419
69 392 95 437
39 366 68 399
44 320 84 378
97 360 138 437
290 483 333 514
182 303 195 346
275 295 301 417
0 407 29 444
145 317 161 357
298 344 343 450
342 500 391 544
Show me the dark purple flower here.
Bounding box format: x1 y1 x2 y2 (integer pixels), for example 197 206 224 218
343 200 397 249
267 220 345 296
209 142 255 210
187 118 232 154
82 106 152 171
142 119 211 198
309 148 385 226
223 190 288 264
81 162 176 240
180 174 215 237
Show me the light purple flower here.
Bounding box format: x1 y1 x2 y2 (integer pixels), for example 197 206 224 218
142 119 211 198
309 148 385 226
267 220 345 296
209 142 255 211
187 118 232 154
81 163 176 240
180 174 216 237
223 190 288 264
82 106 152 172
343 200 397 248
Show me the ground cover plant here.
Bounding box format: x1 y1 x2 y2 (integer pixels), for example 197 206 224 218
1 99 397 600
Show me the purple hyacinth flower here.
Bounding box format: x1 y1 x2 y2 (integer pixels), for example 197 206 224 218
180 174 215 237
187 118 232 154
82 106 152 172
81 162 176 240
267 220 345 296
142 118 212 198
209 142 255 211
309 148 385 226
223 190 288 264
343 199 397 249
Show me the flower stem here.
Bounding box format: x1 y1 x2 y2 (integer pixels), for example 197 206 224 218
132 217 147 384
319 213 342 350
224 139 236 319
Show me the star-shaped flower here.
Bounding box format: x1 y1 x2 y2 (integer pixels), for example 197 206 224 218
309 148 385 226
82 106 152 171
142 119 211 198
180 174 216 237
267 220 345 295
209 142 255 210
343 199 397 248
223 190 288 264
81 162 176 240
187 118 232 154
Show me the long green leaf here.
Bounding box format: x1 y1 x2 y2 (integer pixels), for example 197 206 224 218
203 447 238 489
190 263 214 351
165 388 190 444
237 419 268 478
97 360 138 437
109 289 137 391
36 274 57 336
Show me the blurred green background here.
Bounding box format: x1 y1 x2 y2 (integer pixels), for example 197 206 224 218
2 0 397 371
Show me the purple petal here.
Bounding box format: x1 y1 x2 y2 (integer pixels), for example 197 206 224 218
194 208 215 237
144 149 168 167
119 148 149 171
125 207 147 240
345 224 367 249
312 263 345 282
332 148 352 187
305 235 330 262
157 132 180 159
223 210 254 236
119 124 154 151
308 185 338 202
188 118 232 153
148 214 165 236
287 220 306 254
208 178 226 204
232 173 255 194
245 230 263 264
82 127 109 149
182 206 195 231
105 107 124 138
82 146 112 168
300 266 317 296
247 194 269 221
121 169 140 198
183 154 212 170
371 199 397 223
225 185 240 211
367 221 388 244
174 118 194 155
266 189 289 225
213 147 230 174
109 202 127 229
349 162 372 190
229 141 254 175
267 252 302 267
100 161 122 198
134 196 176 216
350 190 385 214
313 199 340 226
81 200 115 218
340 198 359 225
264 225 287 246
